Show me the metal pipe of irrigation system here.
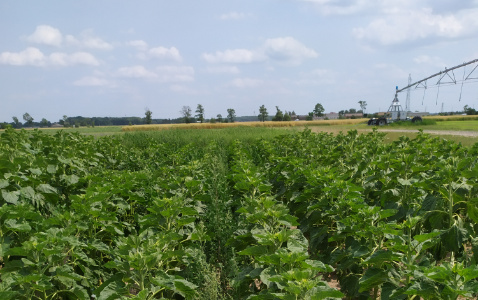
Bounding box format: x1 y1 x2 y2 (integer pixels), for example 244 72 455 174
395 58 478 95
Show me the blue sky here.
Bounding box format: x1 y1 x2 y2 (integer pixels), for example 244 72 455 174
1 0 478 123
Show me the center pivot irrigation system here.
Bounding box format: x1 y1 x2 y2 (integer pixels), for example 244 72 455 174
368 58 478 126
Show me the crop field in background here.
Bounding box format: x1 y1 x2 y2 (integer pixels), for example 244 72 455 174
120 117 478 146
28 126 124 137
121 119 366 132
0 126 477 299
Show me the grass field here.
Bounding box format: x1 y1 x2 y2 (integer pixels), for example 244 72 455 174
0 125 123 136
3 116 478 145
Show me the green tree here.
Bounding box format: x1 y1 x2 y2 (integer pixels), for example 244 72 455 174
306 112 314 121
283 111 291 121
313 103 325 117
358 100 367 114
12 116 21 128
195 104 205 123
464 105 477 115
40 118 49 127
145 108 152 124
60 115 70 127
216 114 223 123
227 108 236 123
258 105 268 122
181 106 192 123
272 106 284 121
23 112 34 127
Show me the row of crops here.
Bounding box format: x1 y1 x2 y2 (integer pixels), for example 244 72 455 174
0 127 477 299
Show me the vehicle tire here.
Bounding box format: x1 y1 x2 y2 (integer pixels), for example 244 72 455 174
412 116 422 123
378 118 387 126
367 119 374 125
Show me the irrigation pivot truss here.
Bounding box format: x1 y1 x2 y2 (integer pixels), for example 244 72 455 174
395 58 478 103
368 58 478 126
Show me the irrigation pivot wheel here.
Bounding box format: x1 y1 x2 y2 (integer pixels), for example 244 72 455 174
412 116 422 123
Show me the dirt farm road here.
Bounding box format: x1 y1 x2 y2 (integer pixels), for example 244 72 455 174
375 129 478 137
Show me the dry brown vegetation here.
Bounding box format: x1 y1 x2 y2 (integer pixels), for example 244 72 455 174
121 118 367 132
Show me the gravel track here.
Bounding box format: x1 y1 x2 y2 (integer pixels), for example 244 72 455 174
376 129 478 137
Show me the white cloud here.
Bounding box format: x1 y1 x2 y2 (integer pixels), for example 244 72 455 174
229 77 264 88
219 12 252 20
127 40 148 51
81 36 113 50
301 0 478 16
66 30 113 50
25 25 112 50
303 0 478 47
206 66 240 74
0 47 99 67
65 35 80 45
156 66 195 82
148 46 182 61
26 25 63 47
301 0 379 15
202 49 263 64
0 47 45 66
117 65 158 79
262 37 318 64
351 3 478 47
115 65 194 82
353 9 466 46
202 37 317 65
73 76 115 87
131 44 183 61
68 52 100 66
49 51 100 66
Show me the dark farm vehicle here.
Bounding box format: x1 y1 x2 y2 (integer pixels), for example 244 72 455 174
368 95 422 126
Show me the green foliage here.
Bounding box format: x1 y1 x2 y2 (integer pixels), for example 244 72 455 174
358 100 367 113
283 112 291 122
12 116 21 128
0 127 477 299
272 106 284 122
227 108 236 123
181 106 193 123
313 103 324 117
463 105 478 115
195 104 205 123
258 105 268 122
23 112 34 127
144 108 152 124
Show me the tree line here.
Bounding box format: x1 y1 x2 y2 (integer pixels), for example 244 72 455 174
256 101 367 122
13 100 478 129
144 105 237 125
